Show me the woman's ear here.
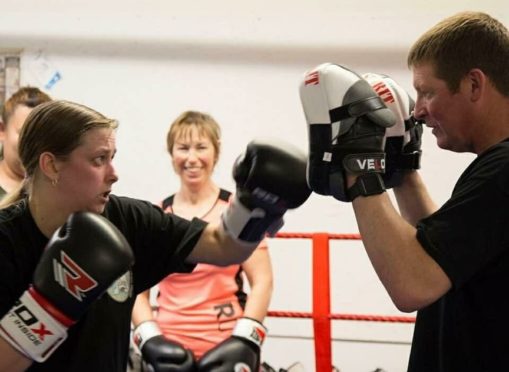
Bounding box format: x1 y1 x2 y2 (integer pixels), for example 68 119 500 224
39 152 59 182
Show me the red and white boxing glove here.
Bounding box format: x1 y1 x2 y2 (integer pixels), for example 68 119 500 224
197 317 267 372
0 212 134 362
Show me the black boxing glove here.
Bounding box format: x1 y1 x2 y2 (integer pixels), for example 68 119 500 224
222 138 311 245
363 72 424 188
299 63 396 202
0 212 134 362
197 317 267 372
133 320 196 372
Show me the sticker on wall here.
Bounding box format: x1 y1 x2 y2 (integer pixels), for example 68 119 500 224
26 50 62 91
0 57 5 104
0 54 21 103
5 56 21 99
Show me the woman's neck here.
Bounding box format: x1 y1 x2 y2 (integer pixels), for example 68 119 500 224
178 181 219 203
29 187 71 238
172 181 220 219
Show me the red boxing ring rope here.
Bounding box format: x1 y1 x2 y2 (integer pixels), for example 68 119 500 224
270 232 416 372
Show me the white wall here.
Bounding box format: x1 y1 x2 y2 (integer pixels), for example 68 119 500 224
2 1 507 371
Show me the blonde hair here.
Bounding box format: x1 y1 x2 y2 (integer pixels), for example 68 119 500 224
166 111 221 158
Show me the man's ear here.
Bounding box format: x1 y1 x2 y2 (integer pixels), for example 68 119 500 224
466 68 486 102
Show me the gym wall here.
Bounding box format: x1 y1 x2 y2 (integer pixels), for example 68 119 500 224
2 1 505 370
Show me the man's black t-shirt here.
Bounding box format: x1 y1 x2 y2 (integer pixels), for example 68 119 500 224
410 140 509 371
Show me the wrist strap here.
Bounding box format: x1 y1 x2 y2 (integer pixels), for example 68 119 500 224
347 172 386 201
222 195 283 244
232 317 267 348
133 320 161 350
395 151 421 170
0 290 68 362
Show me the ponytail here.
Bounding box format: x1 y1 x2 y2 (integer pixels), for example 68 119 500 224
0 181 27 209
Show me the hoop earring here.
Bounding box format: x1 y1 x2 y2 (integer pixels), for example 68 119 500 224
51 178 58 187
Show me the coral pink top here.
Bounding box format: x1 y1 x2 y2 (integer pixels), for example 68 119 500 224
156 189 267 358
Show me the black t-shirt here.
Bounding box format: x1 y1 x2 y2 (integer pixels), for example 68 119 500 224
409 140 509 372
0 195 207 371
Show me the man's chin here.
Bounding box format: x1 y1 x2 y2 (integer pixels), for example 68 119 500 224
437 140 461 153
435 136 449 150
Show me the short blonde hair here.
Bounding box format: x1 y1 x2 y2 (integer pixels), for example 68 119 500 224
166 111 221 158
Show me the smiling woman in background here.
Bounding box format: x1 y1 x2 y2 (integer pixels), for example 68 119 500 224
131 110 274 372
